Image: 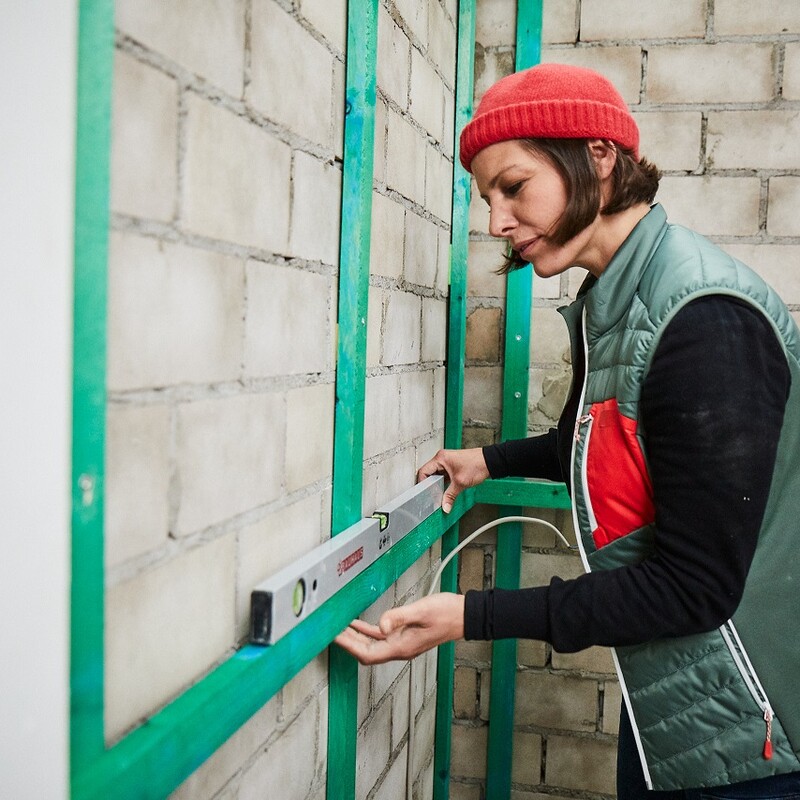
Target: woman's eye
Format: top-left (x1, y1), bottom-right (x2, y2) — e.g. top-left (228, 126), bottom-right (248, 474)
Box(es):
top-left (505, 181), bottom-right (523, 197)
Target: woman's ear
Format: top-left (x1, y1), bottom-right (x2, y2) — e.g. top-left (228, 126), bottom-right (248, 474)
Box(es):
top-left (588, 139), bottom-right (617, 180)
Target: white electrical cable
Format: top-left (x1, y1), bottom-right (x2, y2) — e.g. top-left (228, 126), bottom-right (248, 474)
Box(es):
top-left (405, 514), bottom-right (575, 799)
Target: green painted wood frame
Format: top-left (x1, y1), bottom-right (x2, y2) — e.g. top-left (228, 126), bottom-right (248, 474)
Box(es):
top-left (485, 2), bottom-right (547, 798)
top-left (68, 1), bottom-right (556, 798)
top-left (327, 0), bottom-right (379, 798)
top-left (433, 1), bottom-right (477, 799)
top-left (70, 0), bottom-right (114, 780)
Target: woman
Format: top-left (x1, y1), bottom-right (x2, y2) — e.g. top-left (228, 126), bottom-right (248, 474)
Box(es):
top-left (335, 64), bottom-right (800, 798)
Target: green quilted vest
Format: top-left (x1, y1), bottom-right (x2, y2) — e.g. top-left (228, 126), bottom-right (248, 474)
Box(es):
top-left (563, 204), bottom-right (800, 790)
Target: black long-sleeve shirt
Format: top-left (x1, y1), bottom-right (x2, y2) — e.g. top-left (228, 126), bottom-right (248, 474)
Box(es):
top-left (464, 296), bottom-right (791, 652)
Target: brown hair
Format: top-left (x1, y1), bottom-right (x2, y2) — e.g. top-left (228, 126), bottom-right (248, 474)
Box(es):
top-left (497, 138), bottom-right (661, 273)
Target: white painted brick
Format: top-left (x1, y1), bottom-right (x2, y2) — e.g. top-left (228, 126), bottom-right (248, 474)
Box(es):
top-left (392, 671), bottom-right (411, 748)
top-left (405, 211), bottom-right (440, 287)
top-left (428, 0), bottom-right (456, 86)
top-left (783, 43), bottom-right (800, 101)
top-left (356, 695), bottom-right (393, 798)
top-left (116, 0), bottom-right (245, 97)
top-left (333, 58), bottom-right (346, 161)
top-left (238, 699), bottom-right (318, 800)
top-left (362, 447), bottom-right (417, 518)
top-left (417, 435), bottom-right (441, 476)
top-left (582, 0), bottom-right (704, 40)
top-left (533, 272), bottom-right (561, 300)
top-left (400, 369), bottom-right (435, 441)
top-left (383, 290), bottom-right (422, 366)
top-left (236, 494), bottom-right (325, 638)
top-left (168, 696), bottom-right (278, 800)
top-left (422, 298), bottom-right (447, 362)
top-left (285, 382), bottom-right (335, 492)
top-left (769, 177), bottom-right (800, 236)
top-left (648, 44), bottom-right (773, 104)
top-left (183, 94), bottom-right (291, 252)
top-left (568, 266), bottom-right (592, 299)
top-left (378, 8), bottom-right (410, 110)
top-left (244, 260), bottom-right (333, 377)
top-left (443, 88), bottom-right (455, 159)
top-left (175, 394), bottom-right (284, 534)
top-left (364, 373), bottom-right (402, 458)
top-left (105, 534), bottom-right (236, 741)
top-left (394, 0), bottom-right (428, 47)
top-left (105, 404), bottom-right (170, 567)
top-left (411, 699), bottom-right (436, 780)
top-left (433, 366), bottom-right (446, 432)
top-left (436, 226), bottom-right (450, 294)
top-left (386, 109), bottom-right (427, 205)
top-left (468, 240), bottom-right (507, 297)
top-left (282, 653), bottom-right (328, 720)
top-left (469, 179), bottom-right (490, 235)
top-left (374, 98), bottom-right (388, 185)
top-left (722, 244), bottom-right (800, 307)
top-left (289, 152), bottom-right (342, 265)
top-left (475, 0), bottom-right (516, 48)
top-left (107, 233), bottom-right (245, 391)
top-left (111, 51), bottom-right (178, 221)
top-left (248, 0), bottom-right (334, 146)
top-left (715, 0), bottom-right (800, 35)
top-left (707, 110), bottom-right (800, 171)
top-left (543, 0), bottom-right (579, 44)
top-left (371, 193), bottom-right (405, 280)
top-left (368, 286), bottom-right (384, 369)
top-left (411, 50), bottom-right (444, 140)
top-left (374, 650), bottom-right (406, 702)
top-left (633, 111), bottom-right (702, 173)
top-left (474, 47), bottom-right (516, 105)
top-left (530, 308), bottom-right (570, 363)
top-left (426, 146), bottom-right (454, 223)
top-left (317, 685), bottom-right (329, 776)
top-left (464, 366), bottom-right (502, 425)
top-left (375, 744), bottom-right (408, 800)
top-left (656, 177), bottom-right (761, 237)
top-left (300, 0), bottom-right (347, 51)
top-left (541, 46), bottom-right (642, 105)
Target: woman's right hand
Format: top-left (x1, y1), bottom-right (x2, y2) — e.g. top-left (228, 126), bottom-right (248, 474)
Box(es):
top-left (417, 447), bottom-right (490, 513)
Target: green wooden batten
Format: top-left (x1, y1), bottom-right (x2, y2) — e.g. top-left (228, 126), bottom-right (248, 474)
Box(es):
top-left (485, 2), bottom-right (545, 797)
top-left (72, 494), bottom-right (475, 800)
top-left (327, 1), bottom-right (379, 798)
top-left (434, 1), bottom-right (477, 799)
top-left (70, 0), bottom-right (114, 780)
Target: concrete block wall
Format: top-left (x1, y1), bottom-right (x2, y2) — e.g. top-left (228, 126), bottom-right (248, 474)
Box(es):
top-left (105, 1), bottom-right (454, 798)
top-left (458, 1), bottom-right (800, 798)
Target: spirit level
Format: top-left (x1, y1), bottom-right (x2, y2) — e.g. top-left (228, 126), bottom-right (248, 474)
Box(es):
top-left (250, 475), bottom-right (444, 645)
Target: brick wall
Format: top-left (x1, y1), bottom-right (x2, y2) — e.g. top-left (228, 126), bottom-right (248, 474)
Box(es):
top-left (105, 1), bottom-right (455, 798)
top-left (457, 1), bottom-right (800, 798)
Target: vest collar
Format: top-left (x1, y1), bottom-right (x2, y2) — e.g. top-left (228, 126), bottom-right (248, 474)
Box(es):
top-left (584, 203), bottom-right (669, 339)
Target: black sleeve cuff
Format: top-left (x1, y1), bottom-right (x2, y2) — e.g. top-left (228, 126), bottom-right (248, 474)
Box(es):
top-left (464, 587), bottom-right (551, 641)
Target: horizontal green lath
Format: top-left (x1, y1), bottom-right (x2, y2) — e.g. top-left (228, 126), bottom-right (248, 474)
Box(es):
top-left (474, 477), bottom-right (571, 509)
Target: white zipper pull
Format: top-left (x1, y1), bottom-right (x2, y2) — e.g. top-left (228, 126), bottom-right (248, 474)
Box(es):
top-left (763, 707), bottom-right (773, 760)
top-left (574, 413), bottom-right (592, 442)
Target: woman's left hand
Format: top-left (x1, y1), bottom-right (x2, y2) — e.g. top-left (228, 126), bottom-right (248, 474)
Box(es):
top-left (333, 593), bottom-right (465, 665)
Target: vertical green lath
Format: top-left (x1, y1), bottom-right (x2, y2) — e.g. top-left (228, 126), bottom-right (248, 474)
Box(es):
top-left (70, 0), bottom-right (115, 781)
top-left (485, 1), bottom-right (543, 798)
top-left (327, 1), bottom-right (379, 798)
top-left (434, 2), bottom-right (477, 799)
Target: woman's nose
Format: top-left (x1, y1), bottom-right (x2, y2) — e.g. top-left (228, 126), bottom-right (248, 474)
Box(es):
top-left (488, 204), bottom-right (516, 238)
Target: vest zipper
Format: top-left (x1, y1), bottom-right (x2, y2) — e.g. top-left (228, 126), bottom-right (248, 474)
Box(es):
top-left (719, 620), bottom-right (776, 759)
top-left (577, 414), bottom-right (599, 536)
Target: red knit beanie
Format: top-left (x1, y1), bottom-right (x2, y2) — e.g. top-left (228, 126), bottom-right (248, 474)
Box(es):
top-left (459, 63), bottom-right (639, 172)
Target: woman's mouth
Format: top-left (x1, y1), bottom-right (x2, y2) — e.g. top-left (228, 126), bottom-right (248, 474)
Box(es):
top-left (515, 237), bottom-right (540, 260)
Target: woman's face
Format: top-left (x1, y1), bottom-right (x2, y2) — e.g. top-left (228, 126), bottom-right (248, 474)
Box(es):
top-left (472, 139), bottom-right (602, 278)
